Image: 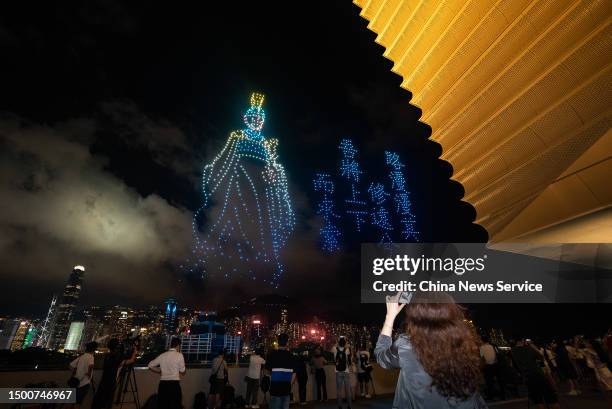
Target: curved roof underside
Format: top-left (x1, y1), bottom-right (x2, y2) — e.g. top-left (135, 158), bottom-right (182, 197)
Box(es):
top-left (354, 0), bottom-right (612, 241)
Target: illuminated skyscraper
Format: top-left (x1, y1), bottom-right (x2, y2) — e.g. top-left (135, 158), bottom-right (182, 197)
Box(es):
top-left (36, 295), bottom-right (57, 348)
top-left (47, 266), bottom-right (85, 350)
top-left (64, 321), bottom-right (84, 351)
top-left (0, 319), bottom-right (20, 350)
top-left (163, 298), bottom-right (178, 335)
top-left (22, 326), bottom-right (37, 349)
top-left (279, 308), bottom-right (288, 333)
top-left (103, 306), bottom-right (134, 340)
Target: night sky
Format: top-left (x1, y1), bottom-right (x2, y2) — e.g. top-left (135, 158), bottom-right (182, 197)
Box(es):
top-left (0, 1), bottom-right (607, 338)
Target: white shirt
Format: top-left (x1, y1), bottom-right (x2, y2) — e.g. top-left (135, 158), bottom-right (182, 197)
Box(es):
top-left (480, 343), bottom-right (497, 365)
top-left (211, 357), bottom-right (227, 379)
top-left (247, 354), bottom-right (265, 379)
top-left (70, 353), bottom-right (95, 387)
top-left (148, 348), bottom-right (186, 381)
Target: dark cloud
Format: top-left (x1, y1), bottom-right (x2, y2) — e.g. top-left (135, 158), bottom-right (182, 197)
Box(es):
top-left (0, 1), bottom-right (486, 322)
top-left (0, 115), bottom-right (193, 310)
top-left (0, 109), bottom-right (343, 315)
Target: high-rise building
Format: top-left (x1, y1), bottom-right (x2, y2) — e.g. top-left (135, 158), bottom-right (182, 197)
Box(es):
top-left (163, 298), bottom-right (178, 335)
top-left (103, 306), bottom-right (134, 340)
top-left (9, 321), bottom-right (30, 351)
top-left (248, 318), bottom-right (264, 350)
top-left (0, 319), bottom-right (21, 350)
top-left (22, 326), bottom-right (37, 349)
top-left (279, 308), bottom-right (288, 333)
top-left (64, 321), bottom-right (84, 351)
top-left (47, 266), bottom-right (85, 350)
top-left (171, 316), bottom-right (241, 363)
top-left (36, 295), bottom-right (57, 348)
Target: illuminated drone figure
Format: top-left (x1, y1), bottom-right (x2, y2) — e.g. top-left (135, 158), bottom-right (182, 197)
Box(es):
top-left (191, 93), bottom-right (294, 287)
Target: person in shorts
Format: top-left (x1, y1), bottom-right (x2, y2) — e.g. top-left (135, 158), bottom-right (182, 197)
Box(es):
top-left (209, 350), bottom-right (227, 409)
top-left (357, 344), bottom-right (372, 398)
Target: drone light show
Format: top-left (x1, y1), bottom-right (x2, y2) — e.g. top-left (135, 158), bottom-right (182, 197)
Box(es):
top-left (189, 93), bottom-right (295, 287)
top-left (313, 139), bottom-right (420, 251)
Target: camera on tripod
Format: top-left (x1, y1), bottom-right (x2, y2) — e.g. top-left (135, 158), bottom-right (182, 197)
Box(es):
top-left (115, 336), bottom-right (141, 409)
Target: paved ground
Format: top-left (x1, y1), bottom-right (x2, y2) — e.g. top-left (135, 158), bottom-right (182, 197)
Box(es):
top-left (301, 391), bottom-right (611, 408)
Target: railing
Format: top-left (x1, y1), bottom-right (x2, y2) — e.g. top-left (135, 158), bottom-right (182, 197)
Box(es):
top-left (0, 365), bottom-right (399, 407)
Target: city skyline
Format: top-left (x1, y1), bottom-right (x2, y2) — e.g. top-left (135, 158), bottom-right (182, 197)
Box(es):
top-left (0, 1), bottom-right (486, 320)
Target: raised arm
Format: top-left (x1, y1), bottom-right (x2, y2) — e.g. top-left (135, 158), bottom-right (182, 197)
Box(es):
top-left (375, 293), bottom-right (406, 369)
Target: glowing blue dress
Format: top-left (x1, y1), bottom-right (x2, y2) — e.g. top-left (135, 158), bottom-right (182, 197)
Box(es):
top-left (191, 93), bottom-right (294, 286)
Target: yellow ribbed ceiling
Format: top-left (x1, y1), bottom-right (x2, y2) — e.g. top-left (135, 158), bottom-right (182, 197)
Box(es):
top-left (354, 0), bottom-right (612, 240)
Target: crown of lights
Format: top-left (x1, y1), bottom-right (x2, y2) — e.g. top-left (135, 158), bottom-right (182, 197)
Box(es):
top-left (243, 92), bottom-right (266, 140)
top-left (189, 93), bottom-right (295, 287)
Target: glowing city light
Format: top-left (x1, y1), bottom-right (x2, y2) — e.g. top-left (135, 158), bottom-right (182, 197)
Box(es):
top-left (190, 93), bottom-right (295, 287)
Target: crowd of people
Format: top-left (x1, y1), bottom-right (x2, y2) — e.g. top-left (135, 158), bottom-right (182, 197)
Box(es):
top-left (65, 334), bottom-right (375, 409)
top-left (480, 332), bottom-right (612, 406)
top-left (376, 291), bottom-right (612, 409)
top-left (65, 293), bottom-right (612, 409)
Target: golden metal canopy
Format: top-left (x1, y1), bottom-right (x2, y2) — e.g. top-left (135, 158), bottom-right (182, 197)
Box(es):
top-left (354, 0), bottom-right (612, 242)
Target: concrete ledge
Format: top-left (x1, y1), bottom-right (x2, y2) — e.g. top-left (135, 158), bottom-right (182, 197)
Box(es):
top-left (0, 365), bottom-right (399, 407)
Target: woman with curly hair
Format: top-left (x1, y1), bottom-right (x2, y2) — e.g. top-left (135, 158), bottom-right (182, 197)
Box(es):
top-left (375, 292), bottom-right (487, 408)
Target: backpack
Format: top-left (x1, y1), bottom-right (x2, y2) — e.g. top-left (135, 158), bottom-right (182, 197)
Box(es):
top-left (335, 348), bottom-right (349, 372)
top-left (193, 392), bottom-right (206, 409)
top-left (360, 353), bottom-right (371, 372)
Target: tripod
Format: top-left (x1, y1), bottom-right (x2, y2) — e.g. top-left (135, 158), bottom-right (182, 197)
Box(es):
top-left (115, 364), bottom-right (141, 409)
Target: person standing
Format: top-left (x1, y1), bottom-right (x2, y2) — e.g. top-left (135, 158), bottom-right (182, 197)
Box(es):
top-left (357, 344), bottom-right (372, 398)
top-left (480, 336), bottom-right (505, 400)
top-left (265, 333), bottom-right (296, 409)
top-left (245, 348), bottom-right (265, 408)
top-left (91, 339), bottom-right (134, 409)
top-left (311, 347), bottom-right (327, 402)
top-left (512, 339), bottom-right (560, 409)
top-left (70, 341), bottom-right (97, 409)
top-left (332, 336), bottom-right (352, 409)
top-left (554, 338), bottom-right (581, 395)
top-left (147, 338), bottom-right (186, 409)
top-left (209, 350), bottom-right (228, 409)
top-left (294, 352), bottom-right (308, 405)
top-left (375, 292), bottom-right (487, 409)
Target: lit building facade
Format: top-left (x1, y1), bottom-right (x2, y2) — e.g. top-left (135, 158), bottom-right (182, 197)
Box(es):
top-left (0, 319), bottom-right (20, 350)
top-left (163, 298), bottom-right (178, 335)
top-left (64, 321), bottom-right (84, 351)
top-left (169, 314), bottom-right (242, 362)
top-left (47, 265), bottom-right (85, 350)
top-left (22, 326), bottom-right (37, 349)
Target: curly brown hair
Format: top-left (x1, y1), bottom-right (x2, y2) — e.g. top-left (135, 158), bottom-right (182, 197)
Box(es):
top-left (405, 292), bottom-right (481, 400)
